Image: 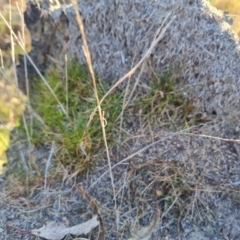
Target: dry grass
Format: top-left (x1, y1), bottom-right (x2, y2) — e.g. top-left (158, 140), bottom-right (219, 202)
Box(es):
top-left (0, 1), bottom-right (240, 239)
top-left (210, 0), bottom-right (240, 35)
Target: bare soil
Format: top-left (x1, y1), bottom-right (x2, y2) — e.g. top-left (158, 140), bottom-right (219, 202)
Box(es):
top-left (1, 114), bottom-right (240, 240)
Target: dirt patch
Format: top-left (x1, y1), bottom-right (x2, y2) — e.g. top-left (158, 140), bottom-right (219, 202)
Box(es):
top-left (1, 113), bottom-right (240, 239)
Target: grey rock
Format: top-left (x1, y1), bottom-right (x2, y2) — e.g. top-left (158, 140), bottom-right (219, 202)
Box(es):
top-left (18, 0), bottom-right (240, 121)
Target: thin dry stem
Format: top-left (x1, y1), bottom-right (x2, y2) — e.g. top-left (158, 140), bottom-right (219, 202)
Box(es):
top-left (71, 0), bottom-right (117, 230)
top-left (65, 54), bottom-right (69, 115)
top-left (0, 10), bottom-right (68, 119)
top-left (86, 13), bottom-right (176, 131)
top-left (88, 122), bottom-right (219, 191)
top-left (182, 132), bottom-right (240, 142)
top-left (44, 144), bottom-right (55, 191)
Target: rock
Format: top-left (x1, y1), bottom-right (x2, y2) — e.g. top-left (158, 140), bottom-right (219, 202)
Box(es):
top-left (18, 0), bottom-right (240, 120)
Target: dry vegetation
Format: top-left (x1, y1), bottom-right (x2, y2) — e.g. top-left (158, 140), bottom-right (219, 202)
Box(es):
top-left (0, 0), bottom-right (30, 174)
top-left (0, 0), bottom-right (240, 239)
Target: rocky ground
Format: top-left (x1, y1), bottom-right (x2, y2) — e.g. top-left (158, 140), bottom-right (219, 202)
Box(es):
top-left (1, 0), bottom-right (240, 240)
top-left (1, 114), bottom-right (240, 239)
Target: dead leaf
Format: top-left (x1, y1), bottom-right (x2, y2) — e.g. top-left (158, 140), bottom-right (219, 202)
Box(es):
top-left (31, 215), bottom-right (99, 240)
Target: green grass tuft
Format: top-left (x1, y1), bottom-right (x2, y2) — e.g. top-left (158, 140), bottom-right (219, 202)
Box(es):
top-left (22, 60), bottom-right (123, 173)
top-left (135, 70), bottom-right (198, 130)
top-left (19, 62), bottom-right (202, 176)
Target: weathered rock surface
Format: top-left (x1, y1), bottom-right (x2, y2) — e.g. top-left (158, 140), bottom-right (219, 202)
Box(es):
top-left (19, 0), bottom-right (240, 120)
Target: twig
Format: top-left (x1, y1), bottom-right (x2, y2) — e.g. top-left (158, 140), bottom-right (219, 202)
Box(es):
top-left (86, 13), bottom-right (176, 131)
top-left (7, 224), bottom-right (31, 234)
top-left (71, 0), bottom-right (118, 231)
top-left (87, 124), bottom-right (209, 190)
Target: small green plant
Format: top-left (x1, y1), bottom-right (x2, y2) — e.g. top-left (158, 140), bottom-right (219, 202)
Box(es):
top-left (135, 70), bottom-right (196, 130)
top-left (156, 175), bottom-right (190, 213)
top-left (22, 60), bottom-right (123, 173)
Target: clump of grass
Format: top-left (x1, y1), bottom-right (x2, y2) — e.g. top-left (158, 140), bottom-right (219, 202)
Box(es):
top-left (125, 158), bottom-right (195, 229)
top-left (22, 60), bottom-right (123, 173)
top-left (19, 62), bottom-right (203, 178)
top-left (135, 70), bottom-right (199, 130)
